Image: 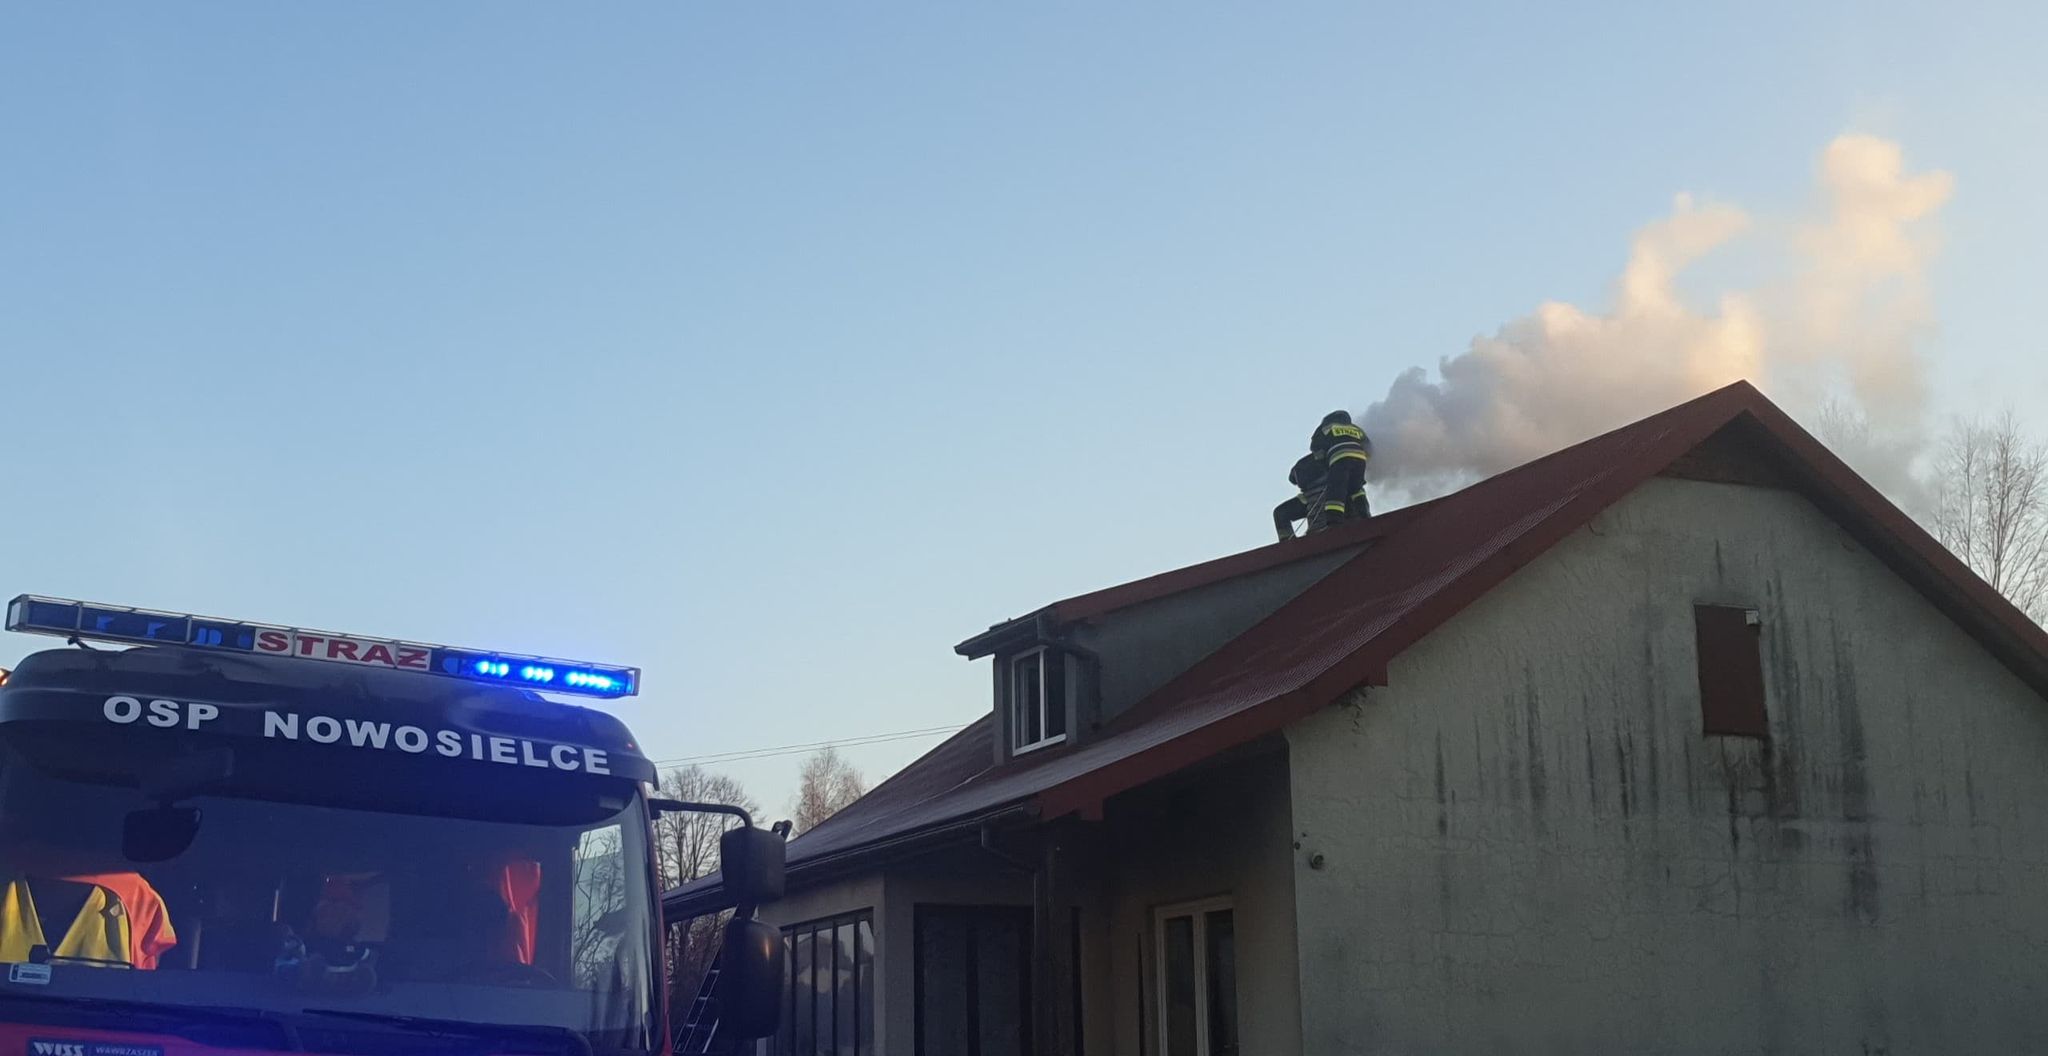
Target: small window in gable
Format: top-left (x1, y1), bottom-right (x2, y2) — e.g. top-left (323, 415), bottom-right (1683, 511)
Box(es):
top-left (1695, 604), bottom-right (1767, 738)
top-left (1009, 647), bottom-right (1067, 755)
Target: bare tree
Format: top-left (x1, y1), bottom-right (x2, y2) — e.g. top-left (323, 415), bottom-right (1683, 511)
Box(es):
top-left (1815, 397), bottom-right (1874, 455)
top-left (655, 766), bottom-right (760, 890)
top-left (655, 765), bottom-right (760, 1015)
top-left (1931, 410), bottom-right (2048, 623)
top-left (1810, 397), bottom-right (1932, 512)
top-left (791, 747), bottom-right (867, 835)
top-left (569, 826), bottom-right (627, 988)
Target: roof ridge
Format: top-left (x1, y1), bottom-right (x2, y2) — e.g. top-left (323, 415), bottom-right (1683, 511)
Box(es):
top-left (1408, 381), bottom-right (1756, 503)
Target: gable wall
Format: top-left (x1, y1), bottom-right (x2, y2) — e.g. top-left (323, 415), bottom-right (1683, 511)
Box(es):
top-left (1286, 476), bottom-right (2048, 1054)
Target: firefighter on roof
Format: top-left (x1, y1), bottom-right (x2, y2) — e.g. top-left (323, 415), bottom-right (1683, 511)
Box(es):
top-left (1273, 452), bottom-right (1328, 541)
top-left (1309, 410), bottom-right (1372, 531)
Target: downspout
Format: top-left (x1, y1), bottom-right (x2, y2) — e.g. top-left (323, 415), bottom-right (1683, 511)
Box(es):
top-left (1032, 617), bottom-right (1096, 1053)
top-left (978, 819), bottom-right (1036, 874)
top-left (975, 615), bottom-right (1092, 1054)
top-left (980, 817), bottom-right (1065, 1056)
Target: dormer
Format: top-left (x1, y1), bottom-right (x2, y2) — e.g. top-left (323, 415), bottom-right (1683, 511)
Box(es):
top-left (956, 526), bottom-right (1375, 764)
top-left (956, 611), bottom-right (1095, 761)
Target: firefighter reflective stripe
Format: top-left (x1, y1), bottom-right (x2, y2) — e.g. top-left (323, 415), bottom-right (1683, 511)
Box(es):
top-left (1313, 423), bottom-right (1370, 465)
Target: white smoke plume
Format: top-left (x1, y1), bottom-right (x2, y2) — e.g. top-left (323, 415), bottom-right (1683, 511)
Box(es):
top-left (1363, 134), bottom-right (1953, 505)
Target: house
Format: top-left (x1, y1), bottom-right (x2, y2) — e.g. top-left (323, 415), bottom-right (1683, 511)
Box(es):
top-left (667, 381), bottom-right (2048, 1055)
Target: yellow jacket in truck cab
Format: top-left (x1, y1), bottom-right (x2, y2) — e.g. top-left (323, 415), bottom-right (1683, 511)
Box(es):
top-left (0, 875), bottom-right (177, 969)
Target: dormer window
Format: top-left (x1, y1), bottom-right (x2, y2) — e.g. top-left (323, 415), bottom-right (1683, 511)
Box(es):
top-left (1009, 647), bottom-right (1067, 754)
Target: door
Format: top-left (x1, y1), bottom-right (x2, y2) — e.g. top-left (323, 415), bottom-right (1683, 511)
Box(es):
top-left (915, 905), bottom-right (1031, 1056)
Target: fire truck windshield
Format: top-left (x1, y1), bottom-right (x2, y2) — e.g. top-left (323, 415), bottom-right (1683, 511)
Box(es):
top-left (0, 731), bottom-right (658, 1053)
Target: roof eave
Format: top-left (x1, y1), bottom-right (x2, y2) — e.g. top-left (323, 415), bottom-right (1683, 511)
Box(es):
top-left (953, 611), bottom-right (1052, 659)
top-left (1730, 404), bottom-right (2048, 697)
top-left (662, 800), bottom-right (1039, 921)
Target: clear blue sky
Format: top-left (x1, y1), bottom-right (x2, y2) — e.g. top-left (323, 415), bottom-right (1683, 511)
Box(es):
top-left (3, 1), bottom-right (2042, 816)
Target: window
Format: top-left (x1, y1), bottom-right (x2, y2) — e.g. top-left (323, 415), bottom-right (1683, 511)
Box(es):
top-left (1694, 604), bottom-right (1768, 738)
top-left (0, 732), bottom-right (659, 1048)
top-left (915, 905), bottom-right (1031, 1056)
top-left (570, 823), bottom-right (628, 987)
top-left (1154, 899), bottom-right (1238, 1056)
top-left (1008, 648), bottom-right (1067, 755)
top-left (774, 910), bottom-right (873, 1056)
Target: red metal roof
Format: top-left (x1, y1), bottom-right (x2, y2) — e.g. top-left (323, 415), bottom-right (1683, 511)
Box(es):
top-left (668, 381), bottom-right (2048, 914)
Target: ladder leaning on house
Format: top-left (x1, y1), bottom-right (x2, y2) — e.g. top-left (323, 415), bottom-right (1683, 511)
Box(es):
top-left (675, 952), bottom-right (725, 1055)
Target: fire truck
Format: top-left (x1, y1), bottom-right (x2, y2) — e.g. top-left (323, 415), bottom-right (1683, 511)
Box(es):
top-left (0, 596), bottom-right (781, 1056)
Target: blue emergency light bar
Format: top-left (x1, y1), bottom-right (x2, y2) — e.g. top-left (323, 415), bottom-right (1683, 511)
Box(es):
top-left (3, 595), bottom-right (640, 700)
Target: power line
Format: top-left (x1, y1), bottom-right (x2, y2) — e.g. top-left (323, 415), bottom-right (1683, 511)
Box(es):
top-left (647, 723), bottom-right (961, 769)
top-left (648, 725), bottom-right (958, 768)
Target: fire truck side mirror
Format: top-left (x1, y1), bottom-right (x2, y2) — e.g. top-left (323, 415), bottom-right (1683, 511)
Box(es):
top-left (719, 917), bottom-right (784, 1040)
top-left (720, 824), bottom-right (786, 905)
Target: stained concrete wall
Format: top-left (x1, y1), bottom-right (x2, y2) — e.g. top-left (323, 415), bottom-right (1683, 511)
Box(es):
top-left (1287, 476), bottom-right (2048, 1054)
top-left (1098, 746), bottom-right (1302, 1056)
